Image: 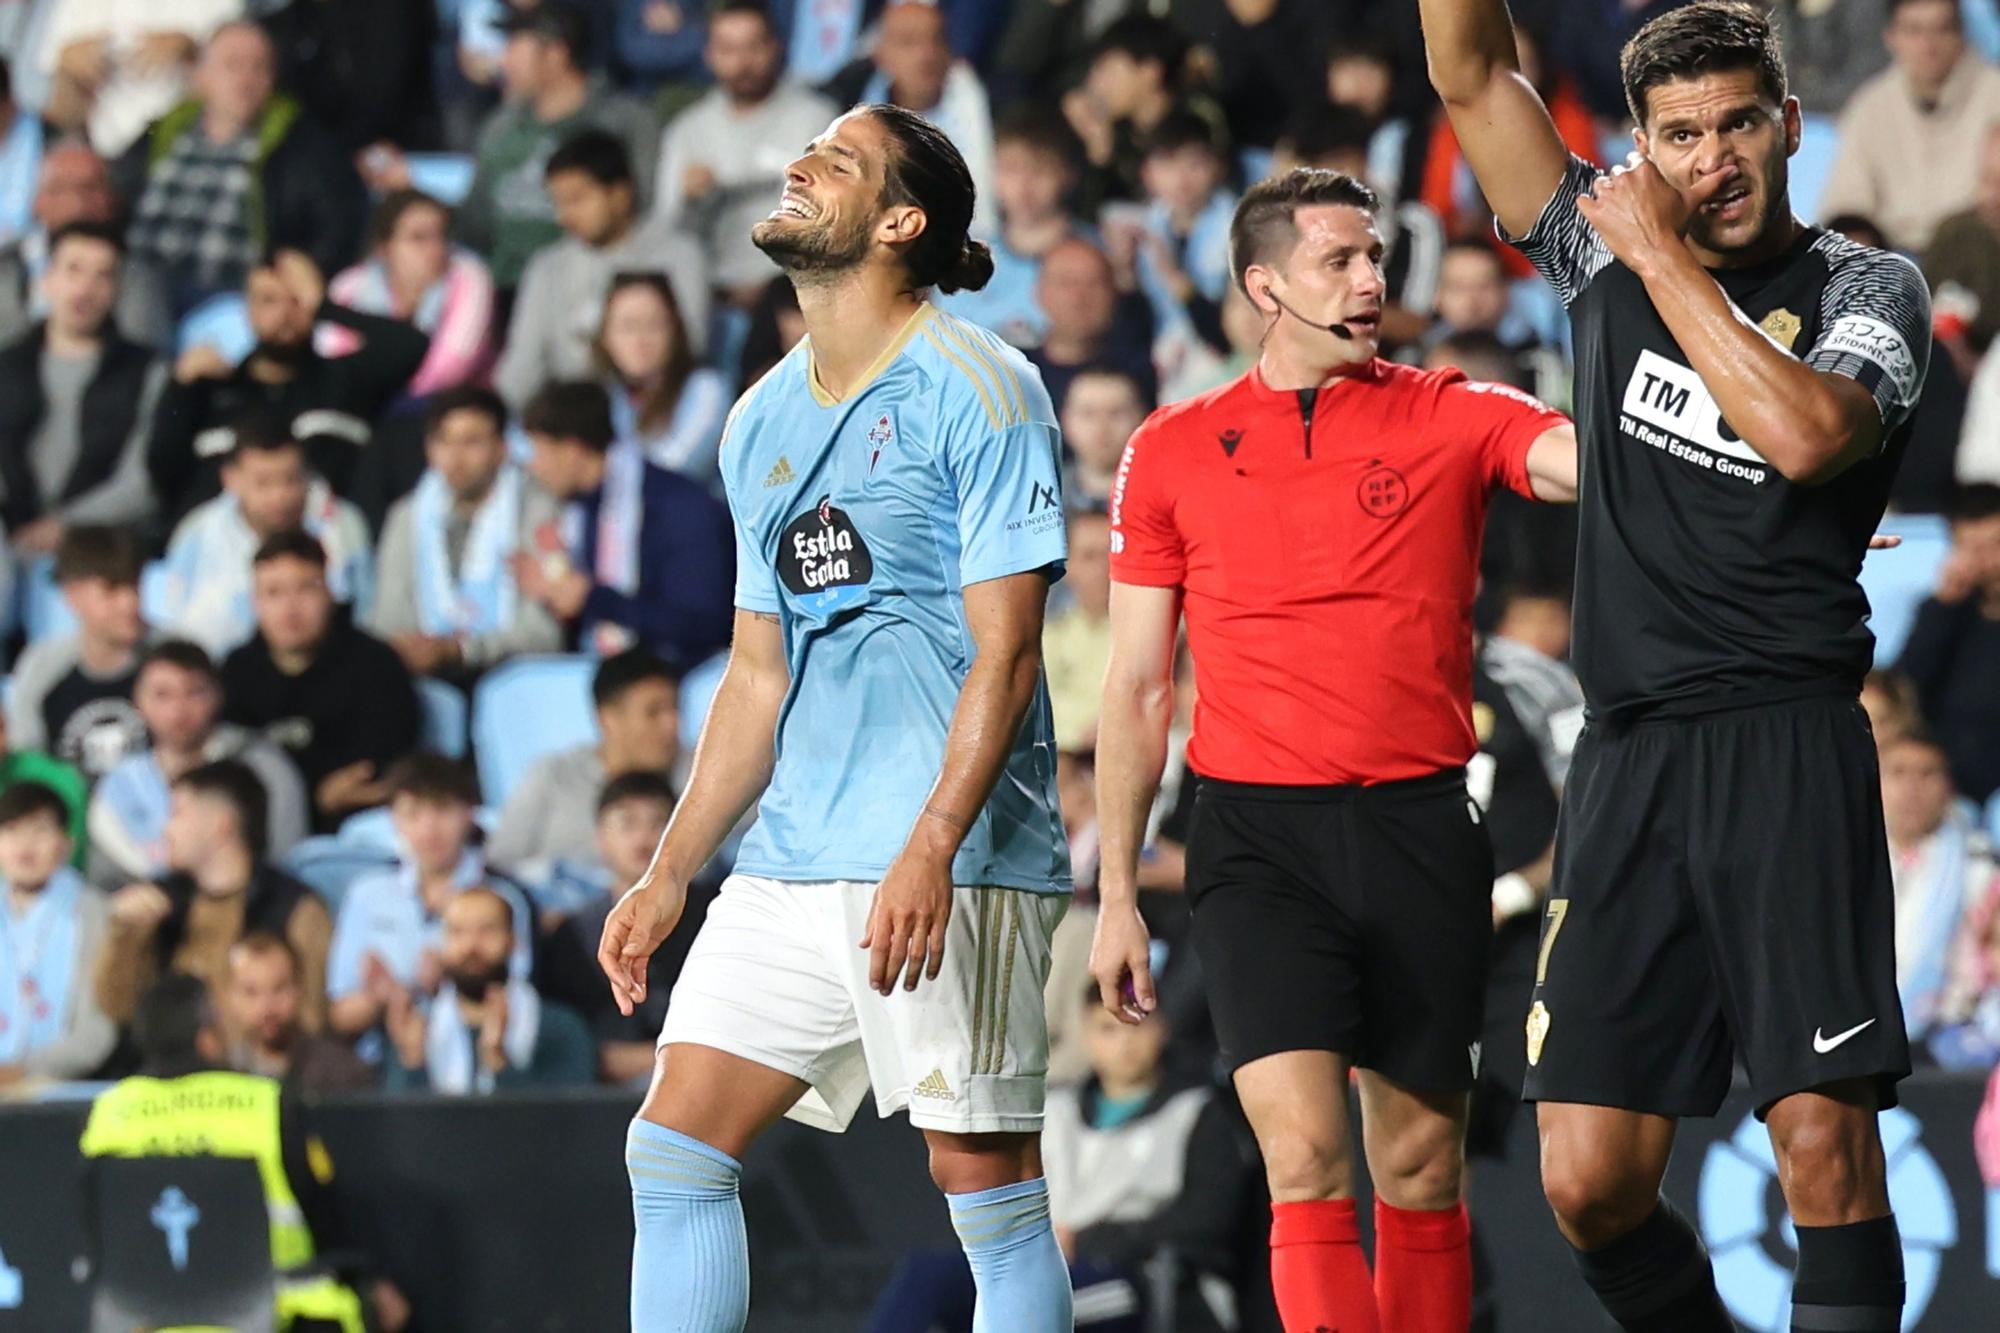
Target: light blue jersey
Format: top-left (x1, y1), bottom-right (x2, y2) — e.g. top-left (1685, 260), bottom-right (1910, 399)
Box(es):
top-left (722, 304), bottom-right (1071, 893)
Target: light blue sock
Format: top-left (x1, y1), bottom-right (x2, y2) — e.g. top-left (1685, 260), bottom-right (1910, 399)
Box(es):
top-left (626, 1120), bottom-right (749, 1333)
top-left (946, 1177), bottom-right (1073, 1333)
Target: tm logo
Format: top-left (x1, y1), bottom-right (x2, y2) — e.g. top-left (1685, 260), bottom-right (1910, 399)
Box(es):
top-left (150, 1187), bottom-right (201, 1272)
top-left (1700, 1107), bottom-right (1955, 1330)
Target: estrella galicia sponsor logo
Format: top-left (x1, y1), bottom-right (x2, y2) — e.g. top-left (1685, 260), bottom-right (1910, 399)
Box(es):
top-left (778, 495), bottom-right (874, 621)
top-left (1618, 349), bottom-right (1772, 484)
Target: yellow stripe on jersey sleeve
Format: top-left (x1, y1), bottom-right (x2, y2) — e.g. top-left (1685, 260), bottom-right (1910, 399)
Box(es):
top-left (921, 325), bottom-right (1007, 430)
top-left (934, 317), bottom-right (1025, 427)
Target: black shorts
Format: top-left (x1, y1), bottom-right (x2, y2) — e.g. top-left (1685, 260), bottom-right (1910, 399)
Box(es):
top-left (1185, 770), bottom-right (1495, 1093)
top-left (1524, 693), bottom-right (1912, 1119)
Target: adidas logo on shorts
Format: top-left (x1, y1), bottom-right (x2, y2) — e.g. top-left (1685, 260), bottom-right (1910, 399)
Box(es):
top-left (913, 1069), bottom-right (955, 1101)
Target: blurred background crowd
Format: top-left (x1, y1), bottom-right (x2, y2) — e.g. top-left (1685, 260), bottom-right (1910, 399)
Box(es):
top-left (0, 0), bottom-right (1998, 1329)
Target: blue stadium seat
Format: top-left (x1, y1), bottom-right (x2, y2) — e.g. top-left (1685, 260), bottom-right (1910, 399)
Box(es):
top-left (1793, 112), bottom-right (1840, 224)
top-left (1861, 514), bottom-right (1951, 666)
top-left (175, 293), bottom-right (255, 362)
top-left (283, 836), bottom-right (397, 915)
top-left (678, 652), bottom-right (726, 752)
top-left (337, 806), bottom-right (400, 852)
top-left (403, 153), bottom-right (477, 206)
top-left (417, 677), bottom-right (469, 758)
top-left (470, 655), bottom-right (598, 808)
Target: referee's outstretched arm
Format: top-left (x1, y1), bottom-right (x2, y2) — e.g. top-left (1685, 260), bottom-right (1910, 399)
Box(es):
top-left (1419, 0), bottom-right (1573, 240)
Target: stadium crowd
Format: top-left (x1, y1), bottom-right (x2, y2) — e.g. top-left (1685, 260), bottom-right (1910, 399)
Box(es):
top-left (1, 0), bottom-right (1999, 1328)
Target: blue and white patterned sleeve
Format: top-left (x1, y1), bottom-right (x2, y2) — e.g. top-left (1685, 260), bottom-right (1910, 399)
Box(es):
top-left (1804, 235), bottom-right (1933, 435)
top-left (1496, 154), bottom-right (1617, 309)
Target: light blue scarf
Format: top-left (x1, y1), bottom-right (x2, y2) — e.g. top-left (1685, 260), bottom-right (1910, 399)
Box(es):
top-left (93, 753), bottom-right (176, 880)
top-left (411, 464), bottom-right (523, 637)
top-left (1902, 808), bottom-right (1974, 1039)
top-left (559, 441), bottom-right (644, 596)
top-left (0, 868), bottom-right (84, 1065)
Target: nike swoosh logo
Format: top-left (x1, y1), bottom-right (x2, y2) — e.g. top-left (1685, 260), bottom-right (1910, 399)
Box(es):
top-left (1813, 1019), bottom-right (1876, 1054)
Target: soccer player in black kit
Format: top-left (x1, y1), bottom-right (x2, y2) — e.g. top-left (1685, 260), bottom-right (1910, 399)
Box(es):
top-left (1420, 3), bottom-right (1930, 1332)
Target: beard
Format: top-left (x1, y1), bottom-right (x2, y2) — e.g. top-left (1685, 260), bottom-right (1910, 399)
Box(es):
top-left (751, 209), bottom-right (873, 284)
top-left (445, 959), bottom-right (510, 1001)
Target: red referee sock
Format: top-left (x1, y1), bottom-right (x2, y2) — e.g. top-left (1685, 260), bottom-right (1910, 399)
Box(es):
top-left (1373, 1198), bottom-right (1472, 1332)
top-left (1270, 1198), bottom-right (1380, 1333)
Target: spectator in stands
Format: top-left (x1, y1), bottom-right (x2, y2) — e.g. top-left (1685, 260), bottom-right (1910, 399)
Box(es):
top-left (1172, 0), bottom-right (1339, 152)
top-left (0, 706), bottom-right (89, 864)
top-left (1122, 112), bottom-right (1234, 352)
top-left (935, 106), bottom-right (1084, 349)
top-left (0, 55), bottom-right (42, 246)
top-left (257, 0), bottom-right (437, 156)
top-left (95, 757), bottom-right (332, 1026)
top-left (38, 0), bottom-right (231, 156)
top-left (220, 931), bottom-right (375, 1092)
top-left (652, 0), bottom-right (838, 304)
top-left (370, 387), bottom-right (564, 680)
top-left (1863, 667), bottom-right (1925, 747)
top-left (1821, 0), bottom-right (2000, 251)
top-left (829, 1), bottom-right (996, 235)
top-left (327, 752), bottom-right (533, 1041)
top-left (0, 138), bottom-right (171, 347)
top-left (8, 524), bottom-right (151, 780)
top-left (495, 130), bottom-right (706, 412)
top-left (1324, 34), bottom-right (1411, 205)
top-left (403, 1), bottom-right (658, 293)
top-left (513, 380), bottom-right (734, 666)
top-left (1931, 839), bottom-right (2000, 1068)
top-left (1898, 482), bottom-right (2000, 803)
top-left (614, 0), bottom-right (711, 95)
top-left (325, 190), bottom-right (497, 400)
top-left (0, 221), bottom-right (163, 556)
top-left (1926, 125), bottom-right (2000, 384)
top-left (1062, 15), bottom-right (1205, 206)
top-left (1776, 0), bottom-right (1895, 113)
top-left (155, 415), bottom-right (374, 659)
top-left (222, 531), bottom-right (421, 831)
top-left (1420, 240), bottom-right (1562, 402)
top-left (114, 20), bottom-right (365, 317)
top-left (735, 272), bottom-right (804, 391)
top-left (0, 781), bottom-right (115, 1086)
top-left (1031, 236), bottom-right (1155, 415)
top-left (487, 647), bottom-right (680, 873)
top-left (994, 0), bottom-right (1132, 104)
top-left (381, 885), bottom-right (594, 1092)
top-left (1060, 367), bottom-right (1146, 507)
top-left (1958, 345), bottom-right (2000, 482)
top-left (1045, 509), bottom-right (1112, 753)
top-left (1881, 727), bottom-right (1990, 1041)
top-left (148, 249), bottom-right (430, 524)
top-left (89, 639), bottom-right (309, 888)
top-left (598, 272), bottom-right (729, 487)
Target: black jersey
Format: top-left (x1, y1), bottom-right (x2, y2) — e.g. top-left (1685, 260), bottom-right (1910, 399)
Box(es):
top-left (1503, 156), bottom-right (1932, 719)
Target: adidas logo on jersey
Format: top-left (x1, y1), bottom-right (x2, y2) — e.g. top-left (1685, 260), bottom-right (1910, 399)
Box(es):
top-left (913, 1069), bottom-right (955, 1101)
top-left (763, 456), bottom-right (796, 488)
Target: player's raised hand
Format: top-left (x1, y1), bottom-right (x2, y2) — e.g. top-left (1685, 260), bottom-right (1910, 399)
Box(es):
top-left (598, 878), bottom-right (687, 1016)
top-left (1088, 901), bottom-right (1156, 1025)
top-left (861, 850), bottom-right (954, 995)
top-left (1577, 152), bottom-right (1731, 273)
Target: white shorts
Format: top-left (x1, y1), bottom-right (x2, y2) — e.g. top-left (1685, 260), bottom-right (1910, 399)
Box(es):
top-left (659, 874), bottom-right (1068, 1134)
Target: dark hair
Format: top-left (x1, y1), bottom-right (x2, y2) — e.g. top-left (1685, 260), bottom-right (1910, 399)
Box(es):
top-left (1428, 329), bottom-right (1528, 387)
top-left (0, 55), bottom-right (11, 106)
top-left (710, 0), bottom-right (776, 33)
top-left (229, 930), bottom-right (300, 981)
top-left (1620, 1), bottom-right (1787, 125)
top-left (593, 646), bottom-right (677, 709)
top-left (368, 188), bottom-right (448, 251)
top-left (1278, 103), bottom-right (1375, 165)
top-left (1824, 213), bottom-right (1888, 249)
top-left (1228, 168), bottom-right (1379, 297)
top-left (251, 528), bottom-right (328, 572)
top-left (424, 384), bottom-right (509, 439)
top-left (863, 103), bottom-right (993, 295)
top-left (47, 218), bottom-right (123, 261)
top-left (545, 129), bottom-right (634, 188)
top-left (54, 524), bottom-right (143, 586)
top-left (1065, 363), bottom-right (1154, 413)
top-left (523, 380), bottom-right (616, 453)
top-left (175, 758), bottom-right (269, 858)
top-left (386, 750), bottom-right (479, 807)
top-left (737, 276), bottom-right (800, 394)
top-left (597, 271), bottom-right (695, 433)
top-left (227, 408), bottom-right (303, 463)
top-left (1140, 110), bottom-right (1224, 163)
top-left (132, 973), bottom-right (215, 1071)
top-left (1889, 0), bottom-right (1958, 21)
top-left (993, 104), bottom-right (1083, 170)
top-left (1092, 15), bottom-right (1188, 88)
top-left (1881, 722), bottom-right (1949, 759)
top-left (1443, 237), bottom-right (1506, 270)
top-left (138, 638), bottom-right (220, 685)
top-left (598, 769), bottom-right (676, 816)
top-left (1947, 482), bottom-right (2000, 524)
top-left (1325, 32), bottom-right (1396, 73)
top-left (0, 781), bottom-right (70, 834)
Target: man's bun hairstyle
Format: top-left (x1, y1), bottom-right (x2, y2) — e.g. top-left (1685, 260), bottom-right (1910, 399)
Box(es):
top-left (864, 103), bottom-right (993, 294)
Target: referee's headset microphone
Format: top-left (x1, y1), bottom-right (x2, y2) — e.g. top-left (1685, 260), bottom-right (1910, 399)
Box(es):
top-left (1259, 279), bottom-right (1354, 341)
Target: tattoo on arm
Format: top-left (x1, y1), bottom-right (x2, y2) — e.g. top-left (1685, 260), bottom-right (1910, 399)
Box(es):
top-left (922, 804), bottom-right (970, 832)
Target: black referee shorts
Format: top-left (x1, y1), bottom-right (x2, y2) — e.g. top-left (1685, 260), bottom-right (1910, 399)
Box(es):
top-left (1524, 694), bottom-right (1911, 1120)
top-left (1185, 770), bottom-right (1495, 1093)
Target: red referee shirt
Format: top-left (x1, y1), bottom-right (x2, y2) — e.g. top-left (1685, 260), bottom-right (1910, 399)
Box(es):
top-left (1110, 359), bottom-right (1567, 786)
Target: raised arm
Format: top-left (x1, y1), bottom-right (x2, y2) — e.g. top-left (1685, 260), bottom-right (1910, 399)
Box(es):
top-left (1419, 0), bottom-right (1573, 239)
top-left (598, 609), bottom-right (790, 1013)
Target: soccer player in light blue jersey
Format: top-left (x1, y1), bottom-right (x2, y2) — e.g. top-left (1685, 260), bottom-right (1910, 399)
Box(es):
top-left (597, 103), bottom-right (1074, 1333)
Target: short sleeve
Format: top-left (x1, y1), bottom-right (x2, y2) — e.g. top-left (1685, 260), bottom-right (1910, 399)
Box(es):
top-left (1108, 417), bottom-right (1185, 586)
top-left (718, 400), bottom-right (783, 615)
top-left (944, 415), bottom-right (1070, 586)
top-left (1804, 244), bottom-right (1932, 435)
top-left (1431, 372), bottom-right (1570, 501)
top-left (1496, 154), bottom-right (1616, 309)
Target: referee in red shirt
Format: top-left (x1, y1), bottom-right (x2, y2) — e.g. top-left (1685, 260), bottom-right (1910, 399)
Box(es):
top-left (1090, 168), bottom-right (1577, 1333)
